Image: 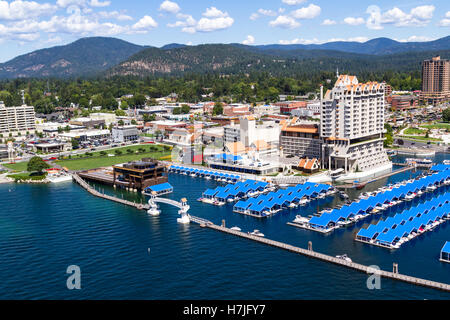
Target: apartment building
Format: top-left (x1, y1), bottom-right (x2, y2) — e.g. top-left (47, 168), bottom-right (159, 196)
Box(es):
top-left (420, 56), bottom-right (450, 105)
top-left (0, 102), bottom-right (36, 136)
top-left (320, 75), bottom-right (391, 173)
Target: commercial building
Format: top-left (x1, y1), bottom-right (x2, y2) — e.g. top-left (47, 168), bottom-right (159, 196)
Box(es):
top-left (320, 75), bottom-right (391, 174)
top-left (280, 120), bottom-right (322, 159)
top-left (388, 95), bottom-right (419, 111)
top-left (0, 102), bottom-right (36, 136)
top-left (59, 129), bottom-right (111, 142)
top-left (275, 101), bottom-right (307, 115)
top-left (69, 117), bottom-right (105, 129)
top-left (112, 125), bottom-right (139, 143)
top-left (420, 56), bottom-right (450, 105)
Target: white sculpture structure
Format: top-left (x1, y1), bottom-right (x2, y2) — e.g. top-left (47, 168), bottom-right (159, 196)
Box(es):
top-left (7, 141), bottom-right (15, 163)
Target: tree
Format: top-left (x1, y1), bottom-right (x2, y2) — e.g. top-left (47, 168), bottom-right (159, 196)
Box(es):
top-left (126, 149), bottom-right (134, 154)
top-left (181, 104), bottom-right (191, 114)
top-left (443, 108), bottom-right (450, 123)
top-left (118, 120), bottom-right (124, 126)
top-left (100, 151), bottom-right (107, 156)
top-left (27, 156), bottom-right (50, 174)
top-left (212, 102), bottom-right (223, 116)
top-left (71, 139), bottom-right (79, 149)
top-left (115, 150), bottom-right (123, 156)
top-left (115, 109), bottom-right (126, 117)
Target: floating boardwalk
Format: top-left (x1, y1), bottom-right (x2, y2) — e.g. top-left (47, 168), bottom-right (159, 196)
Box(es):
top-left (72, 174), bottom-right (149, 210)
top-left (335, 166), bottom-right (414, 189)
top-left (204, 223), bottom-right (450, 292)
top-left (73, 172), bottom-right (450, 293)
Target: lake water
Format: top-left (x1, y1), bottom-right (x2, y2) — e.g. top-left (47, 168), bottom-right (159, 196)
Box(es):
top-left (0, 153), bottom-right (449, 299)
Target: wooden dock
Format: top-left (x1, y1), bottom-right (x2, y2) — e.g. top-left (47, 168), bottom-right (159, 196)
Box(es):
top-left (72, 173), bottom-right (149, 210)
top-left (205, 223), bottom-right (450, 292)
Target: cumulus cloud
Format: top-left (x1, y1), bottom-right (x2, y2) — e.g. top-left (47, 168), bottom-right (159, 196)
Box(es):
top-left (344, 17), bottom-right (365, 25)
top-left (132, 16), bottom-right (158, 31)
top-left (89, 0), bottom-right (110, 7)
top-left (269, 4), bottom-right (321, 29)
top-left (282, 0), bottom-right (307, 5)
top-left (321, 19), bottom-right (336, 25)
top-left (439, 11), bottom-right (450, 27)
top-left (279, 37), bottom-right (369, 45)
top-left (269, 15), bottom-right (300, 28)
top-left (98, 11), bottom-right (133, 21)
top-left (366, 5), bottom-right (435, 29)
top-left (168, 7), bottom-right (234, 33)
top-left (250, 8), bottom-right (277, 20)
top-left (242, 35), bottom-right (255, 45)
top-left (291, 4), bottom-right (321, 19)
top-left (159, 1), bottom-right (180, 14)
top-left (0, 0), bottom-right (57, 20)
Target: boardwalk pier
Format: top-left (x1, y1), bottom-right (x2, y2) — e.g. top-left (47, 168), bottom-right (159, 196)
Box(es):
top-left (204, 223), bottom-right (450, 293)
top-left (73, 173), bottom-right (450, 293)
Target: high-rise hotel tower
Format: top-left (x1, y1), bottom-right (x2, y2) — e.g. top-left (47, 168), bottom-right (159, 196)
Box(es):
top-left (420, 56), bottom-right (450, 105)
top-left (320, 75), bottom-right (391, 174)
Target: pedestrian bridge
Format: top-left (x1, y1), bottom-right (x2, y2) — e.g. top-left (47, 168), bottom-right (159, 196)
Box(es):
top-left (148, 193), bottom-right (191, 224)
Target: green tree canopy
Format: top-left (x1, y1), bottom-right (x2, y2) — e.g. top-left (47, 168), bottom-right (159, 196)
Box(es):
top-left (27, 156), bottom-right (50, 174)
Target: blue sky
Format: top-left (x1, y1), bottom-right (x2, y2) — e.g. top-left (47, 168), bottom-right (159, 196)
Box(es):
top-left (0, 0), bottom-right (449, 62)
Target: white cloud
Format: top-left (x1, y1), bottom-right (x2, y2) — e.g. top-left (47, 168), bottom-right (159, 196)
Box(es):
top-left (242, 35), bottom-right (255, 45)
top-left (249, 8), bottom-right (277, 20)
top-left (56, 0), bottom-right (85, 8)
top-left (159, 1), bottom-right (180, 14)
top-left (132, 16), bottom-right (158, 31)
top-left (291, 4), bottom-right (321, 19)
top-left (168, 7), bottom-right (234, 33)
top-left (344, 17), bottom-right (365, 25)
top-left (250, 13), bottom-right (259, 21)
top-left (98, 11), bottom-right (133, 21)
top-left (439, 11), bottom-right (450, 26)
top-left (195, 16), bottom-right (234, 32)
top-left (89, 0), bottom-right (110, 7)
top-left (279, 37), bottom-right (369, 45)
top-left (282, 0), bottom-right (307, 5)
top-left (395, 35), bottom-right (435, 42)
top-left (321, 19), bottom-right (336, 25)
top-left (366, 5), bottom-right (435, 29)
top-left (0, 0), bottom-right (57, 21)
top-left (269, 15), bottom-right (300, 28)
top-left (202, 7), bottom-right (229, 18)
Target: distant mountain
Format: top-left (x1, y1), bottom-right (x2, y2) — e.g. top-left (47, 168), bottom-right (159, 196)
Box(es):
top-left (0, 37), bottom-right (145, 79)
top-left (160, 43), bottom-right (188, 50)
top-left (107, 44), bottom-right (280, 77)
top-left (254, 36), bottom-right (450, 56)
top-left (2, 36), bottom-right (450, 79)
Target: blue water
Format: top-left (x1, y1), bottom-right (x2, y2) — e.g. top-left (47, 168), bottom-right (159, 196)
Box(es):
top-left (0, 153), bottom-right (449, 299)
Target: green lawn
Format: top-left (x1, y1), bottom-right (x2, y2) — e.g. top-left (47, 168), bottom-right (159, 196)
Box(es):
top-left (2, 161), bottom-right (29, 172)
top-left (398, 135), bottom-right (443, 142)
top-left (420, 123), bottom-right (450, 130)
top-left (404, 128), bottom-right (427, 135)
top-left (56, 146), bottom-right (172, 171)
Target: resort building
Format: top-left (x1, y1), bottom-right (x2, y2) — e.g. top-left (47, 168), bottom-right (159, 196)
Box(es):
top-left (420, 56), bottom-right (450, 105)
top-left (112, 159), bottom-right (168, 191)
top-left (280, 119), bottom-right (322, 159)
top-left (320, 75), bottom-right (391, 174)
top-left (0, 102), bottom-right (36, 136)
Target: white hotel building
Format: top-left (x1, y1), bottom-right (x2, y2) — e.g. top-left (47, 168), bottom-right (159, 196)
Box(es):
top-left (320, 75), bottom-right (391, 175)
top-left (0, 102), bottom-right (36, 136)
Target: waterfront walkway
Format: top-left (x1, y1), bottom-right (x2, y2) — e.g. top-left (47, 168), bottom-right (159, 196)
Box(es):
top-left (72, 173), bottom-right (149, 210)
top-left (206, 223), bottom-right (450, 292)
top-left (72, 173), bottom-right (450, 293)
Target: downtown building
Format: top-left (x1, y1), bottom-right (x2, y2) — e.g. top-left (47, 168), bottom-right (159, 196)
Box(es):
top-left (320, 75), bottom-right (391, 175)
top-left (420, 56), bottom-right (450, 105)
top-left (0, 102), bottom-right (36, 137)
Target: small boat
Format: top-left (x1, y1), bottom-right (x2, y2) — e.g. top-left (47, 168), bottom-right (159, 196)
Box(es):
top-left (250, 230), bottom-right (265, 237)
top-left (294, 215), bottom-right (309, 224)
top-left (336, 254), bottom-right (352, 263)
top-left (230, 226), bottom-right (242, 232)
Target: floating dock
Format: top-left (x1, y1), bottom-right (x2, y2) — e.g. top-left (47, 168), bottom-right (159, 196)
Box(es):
top-left (203, 223), bottom-right (450, 292)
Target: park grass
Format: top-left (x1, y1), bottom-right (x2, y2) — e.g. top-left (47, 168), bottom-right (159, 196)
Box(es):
top-left (398, 135), bottom-right (443, 142)
top-left (2, 161), bottom-right (29, 172)
top-left (420, 123), bottom-right (450, 130)
top-left (404, 128), bottom-right (427, 135)
top-left (56, 147), bottom-right (172, 171)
